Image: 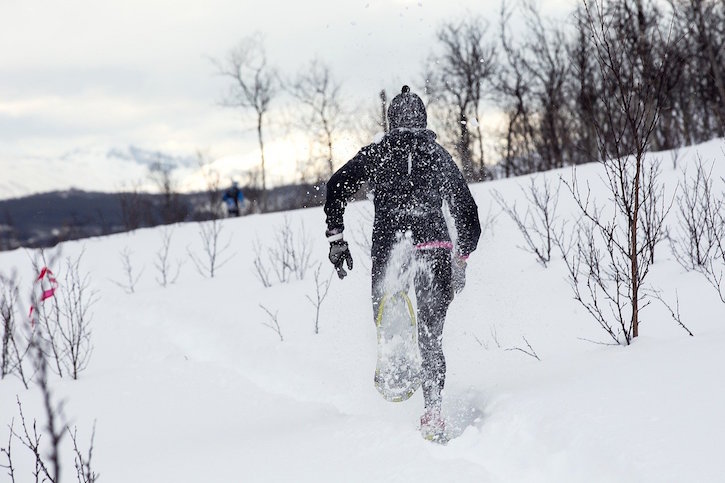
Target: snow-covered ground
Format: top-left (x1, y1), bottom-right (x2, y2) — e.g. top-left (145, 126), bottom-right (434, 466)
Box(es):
top-left (1, 139), bottom-right (724, 482)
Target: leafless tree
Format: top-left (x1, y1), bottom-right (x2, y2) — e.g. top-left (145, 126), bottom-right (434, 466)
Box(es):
top-left (496, 1), bottom-right (573, 175)
top-left (496, 1), bottom-right (538, 178)
top-left (568, 4), bottom-right (600, 166)
top-left (154, 226), bottom-right (183, 287)
top-left (667, 0), bottom-right (725, 141)
top-left (214, 34), bottom-right (277, 209)
top-left (196, 149), bottom-right (224, 219)
top-left (351, 89), bottom-right (389, 148)
top-left (112, 247), bottom-right (144, 294)
top-left (259, 304), bottom-right (283, 342)
top-left (559, 0), bottom-right (678, 344)
top-left (426, 16), bottom-right (496, 181)
top-left (306, 264), bottom-right (333, 334)
top-left (148, 157), bottom-right (187, 224)
top-left (117, 182), bottom-right (153, 232)
top-left (288, 59), bottom-right (346, 178)
top-left (1, 209), bottom-right (18, 251)
top-left (187, 219), bottom-right (234, 278)
top-left (493, 176), bottom-right (561, 267)
top-left (520, 0), bottom-right (572, 170)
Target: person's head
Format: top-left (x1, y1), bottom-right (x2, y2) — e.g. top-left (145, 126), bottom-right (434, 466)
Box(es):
top-left (387, 85), bottom-right (427, 131)
top-left (232, 180), bottom-right (239, 188)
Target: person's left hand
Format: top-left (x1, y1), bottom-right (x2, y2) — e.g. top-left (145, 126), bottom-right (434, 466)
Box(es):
top-left (329, 240), bottom-right (353, 279)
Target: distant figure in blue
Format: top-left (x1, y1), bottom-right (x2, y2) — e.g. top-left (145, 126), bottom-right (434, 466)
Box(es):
top-left (223, 181), bottom-right (245, 217)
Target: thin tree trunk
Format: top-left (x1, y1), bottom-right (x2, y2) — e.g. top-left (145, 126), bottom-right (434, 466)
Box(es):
top-left (695, 1), bottom-right (725, 137)
top-left (323, 120), bottom-right (334, 176)
top-left (380, 90), bottom-right (388, 133)
top-left (257, 111), bottom-right (267, 210)
top-left (475, 105), bottom-right (486, 179)
top-left (631, 156), bottom-right (642, 340)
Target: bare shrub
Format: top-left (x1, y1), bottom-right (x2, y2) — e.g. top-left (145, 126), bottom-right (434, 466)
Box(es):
top-left (30, 252), bottom-right (97, 380)
top-left (68, 423), bottom-right (98, 483)
top-left (1, 258), bottom-right (99, 482)
top-left (31, 253), bottom-right (66, 377)
top-left (1, 273), bottom-right (29, 387)
top-left (670, 158), bottom-right (723, 266)
top-left (57, 254), bottom-right (98, 380)
top-left (269, 217), bottom-right (312, 282)
top-left (493, 176), bottom-right (561, 267)
top-left (252, 240), bottom-right (273, 288)
top-left (154, 226), bottom-right (183, 287)
top-left (187, 219), bottom-right (234, 278)
top-left (306, 264), bottom-right (333, 334)
top-left (112, 247), bottom-right (144, 294)
top-left (251, 217), bottom-right (313, 286)
top-left (669, 156), bottom-right (725, 302)
top-left (2, 340), bottom-right (98, 482)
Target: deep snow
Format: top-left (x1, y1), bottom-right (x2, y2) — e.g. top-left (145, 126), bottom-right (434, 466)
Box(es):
top-left (1, 139), bottom-right (725, 482)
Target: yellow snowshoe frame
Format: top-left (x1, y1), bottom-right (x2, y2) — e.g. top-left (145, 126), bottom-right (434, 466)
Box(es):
top-left (374, 291), bottom-right (419, 402)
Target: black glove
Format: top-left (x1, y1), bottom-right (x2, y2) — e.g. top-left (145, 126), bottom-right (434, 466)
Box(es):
top-left (329, 240), bottom-right (353, 279)
top-left (451, 255), bottom-right (467, 294)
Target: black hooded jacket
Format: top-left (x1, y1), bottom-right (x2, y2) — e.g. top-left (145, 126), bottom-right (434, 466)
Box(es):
top-left (324, 128), bottom-right (481, 258)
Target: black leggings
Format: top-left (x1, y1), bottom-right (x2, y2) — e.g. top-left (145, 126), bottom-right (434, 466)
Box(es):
top-left (372, 245), bottom-right (453, 409)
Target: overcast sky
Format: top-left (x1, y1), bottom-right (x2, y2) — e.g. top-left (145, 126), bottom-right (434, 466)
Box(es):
top-left (0, 0), bottom-right (575, 192)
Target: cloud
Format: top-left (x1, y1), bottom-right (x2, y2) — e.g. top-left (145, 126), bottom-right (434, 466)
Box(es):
top-left (0, 0), bottom-right (576, 194)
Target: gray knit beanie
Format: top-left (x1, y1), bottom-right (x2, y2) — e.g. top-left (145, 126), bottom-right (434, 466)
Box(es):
top-left (387, 85), bottom-right (427, 130)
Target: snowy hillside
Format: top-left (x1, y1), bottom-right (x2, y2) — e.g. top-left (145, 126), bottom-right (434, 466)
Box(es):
top-left (1, 139), bottom-right (725, 482)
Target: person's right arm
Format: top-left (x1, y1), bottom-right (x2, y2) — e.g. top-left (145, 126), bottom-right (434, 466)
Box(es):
top-left (324, 145), bottom-right (375, 235)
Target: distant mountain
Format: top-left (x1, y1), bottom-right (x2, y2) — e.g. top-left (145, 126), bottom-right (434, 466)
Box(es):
top-left (0, 182), bottom-right (328, 251)
top-left (0, 145), bottom-right (200, 201)
top-left (107, 145), bottom-right (197, 170)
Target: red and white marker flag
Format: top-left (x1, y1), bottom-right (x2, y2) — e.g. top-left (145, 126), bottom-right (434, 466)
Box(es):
top-left (28, 267), bottom-right (58, 327)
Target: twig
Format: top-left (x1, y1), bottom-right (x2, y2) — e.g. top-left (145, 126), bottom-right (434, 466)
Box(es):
top-left (653, 290), bottom-right (693, 337)
top-left (0, 419), bottom-right (16, 483)
top-left (259, 304), bottom-right (284, 342)
top-left (305, 264), bottom-right (333, 334)
top-left (505, 336), bottom-right (541, 360)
